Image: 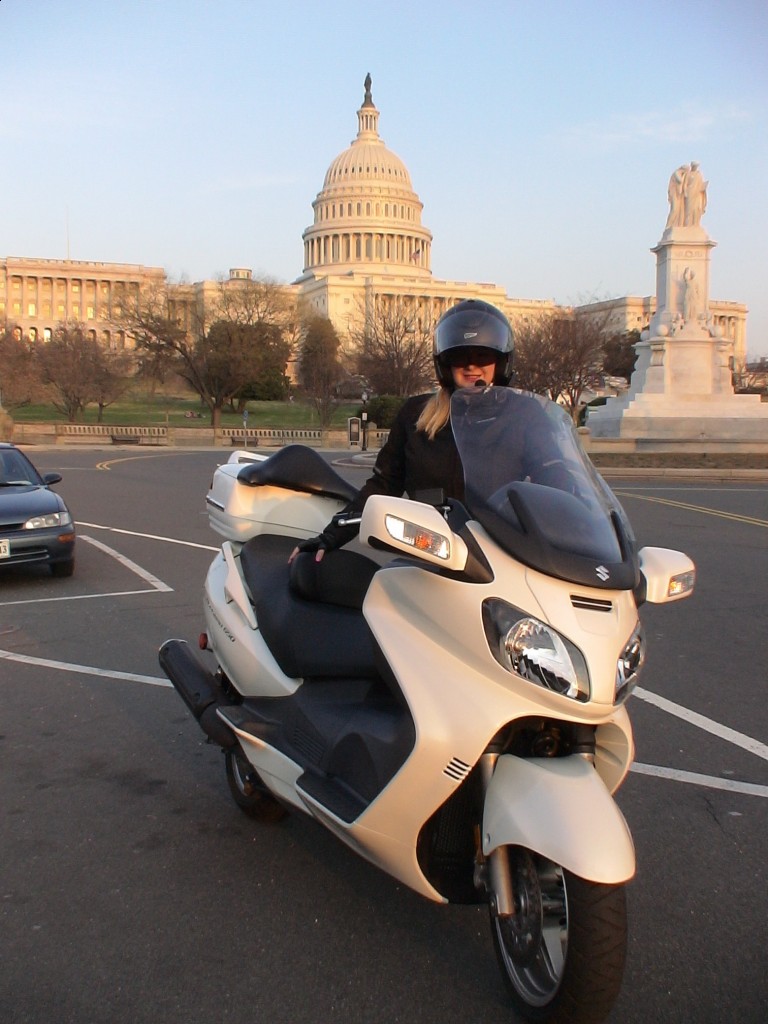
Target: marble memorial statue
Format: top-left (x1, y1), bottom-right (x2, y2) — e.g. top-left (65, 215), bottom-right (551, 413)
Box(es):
top-left (585, 161), bottom-right (768, 440)
top-left (665, 161), bottom-right (708, 228)
top-left (682, 267), bottom-right (700, 321)
top-left (665, 165), bottom-right (687, 229)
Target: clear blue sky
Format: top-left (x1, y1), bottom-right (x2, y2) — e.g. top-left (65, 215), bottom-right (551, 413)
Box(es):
top-left (2, 0), bottom-right (766, 356)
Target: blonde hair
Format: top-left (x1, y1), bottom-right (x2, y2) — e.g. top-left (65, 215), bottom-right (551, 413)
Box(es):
top-left (415, 387), bottom-right (451, 440)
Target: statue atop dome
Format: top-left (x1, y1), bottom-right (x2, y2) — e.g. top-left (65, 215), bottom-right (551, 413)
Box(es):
top-left (363, 72), bottom-right (373, 107)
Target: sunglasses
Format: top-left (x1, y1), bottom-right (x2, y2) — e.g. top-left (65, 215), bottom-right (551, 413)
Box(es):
top-left (445, 347), bottom-right (497, 368)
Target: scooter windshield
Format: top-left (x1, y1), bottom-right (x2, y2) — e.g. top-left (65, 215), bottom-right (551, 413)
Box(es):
top-left (450, 387), bottom-right (638, 590)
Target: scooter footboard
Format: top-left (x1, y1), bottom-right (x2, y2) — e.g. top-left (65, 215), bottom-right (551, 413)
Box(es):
top-left (483, 754), bottom-right (636, 884)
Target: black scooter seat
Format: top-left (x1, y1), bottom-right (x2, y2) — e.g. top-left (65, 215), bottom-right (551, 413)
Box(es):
top-left (240, 534), bottom-right (380, 680)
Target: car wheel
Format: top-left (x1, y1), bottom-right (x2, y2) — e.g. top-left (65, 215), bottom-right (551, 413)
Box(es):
top-left (51, 558), bottom-right (75, 578)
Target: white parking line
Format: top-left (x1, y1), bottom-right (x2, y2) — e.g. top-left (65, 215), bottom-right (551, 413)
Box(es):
top-left (635, 686), bottom-right (768, 761)
top-left (0, 534), bottom-right (174, 607)
top-left (630, 763), bottom-right (768, 798)
top-left (80, 536), bottom-right (173, 591)
top-left (77, 521), bottom-right (219, 552)
top-left (0, 588), bottom-right (169, 607)
top-left (0, 648), bottom-right (172, 687)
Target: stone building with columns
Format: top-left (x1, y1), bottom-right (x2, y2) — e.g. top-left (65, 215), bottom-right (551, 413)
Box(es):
top-left (0, 75), bottom-right (750, 374)
top-left (0, 256), bottom-right (165, 349)
top-left (572, 294), bottom-right (748, 370)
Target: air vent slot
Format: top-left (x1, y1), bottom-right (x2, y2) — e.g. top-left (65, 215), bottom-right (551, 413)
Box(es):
top-left (443, 757), bottom-right (472, 781)
top-left (570, 595), bottom-right (613, 612)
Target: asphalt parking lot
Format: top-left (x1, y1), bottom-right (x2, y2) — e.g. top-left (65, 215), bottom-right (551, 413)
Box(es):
top-left (1, 447), bottom-right (766, 1024)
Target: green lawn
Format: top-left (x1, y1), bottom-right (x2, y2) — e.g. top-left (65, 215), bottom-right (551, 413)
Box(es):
top-left (10, 393), bottom-right (362, 428)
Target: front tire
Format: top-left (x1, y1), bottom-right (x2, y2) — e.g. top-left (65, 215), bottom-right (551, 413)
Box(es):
top-left (225, 747), bottom-right (288, 823)
top-left (490, 847), bottom-right (627, 1024)
top-left (51, 558), bottom-right (75, 578)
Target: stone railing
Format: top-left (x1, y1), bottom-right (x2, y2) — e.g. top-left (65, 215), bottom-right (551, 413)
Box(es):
top-left (218, 427), bottom-right (325, 447)
top-left (56, 424), bottom-right (168, 445)
top-left (8, 422), bottom-right (390, 450)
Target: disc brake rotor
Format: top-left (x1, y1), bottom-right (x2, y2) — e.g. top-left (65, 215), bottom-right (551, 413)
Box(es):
top-left (500, 849), bottom-right (544, 965)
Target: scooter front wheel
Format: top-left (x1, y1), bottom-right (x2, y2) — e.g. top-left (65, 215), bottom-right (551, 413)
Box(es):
top-left (490, 847), bottom-right (627, 1024)
top-left (225, 748), bottom-right (288, 823)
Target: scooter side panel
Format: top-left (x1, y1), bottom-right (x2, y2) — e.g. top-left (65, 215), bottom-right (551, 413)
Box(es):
top-left (348, 564), bottom-right (634, 884)
top-left (204, 551), bottom-right (301, 697)
top-left (298, 793), bottom-right (449, 903)
top-left (482, 754), bottom-right (636, 884)
top-left (227, 727), bottom-right (308, 812)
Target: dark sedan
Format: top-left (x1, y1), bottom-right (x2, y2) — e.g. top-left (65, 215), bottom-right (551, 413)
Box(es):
top-left (0, 444), bottom-right (76, 577)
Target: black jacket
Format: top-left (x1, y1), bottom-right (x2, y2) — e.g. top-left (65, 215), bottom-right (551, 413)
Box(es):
top-left (317, 393), bottom-right (458, 550)
top-left (356, 394), bottom-right (463, 507)
top-left (322, 388), bottom-right (560, 549)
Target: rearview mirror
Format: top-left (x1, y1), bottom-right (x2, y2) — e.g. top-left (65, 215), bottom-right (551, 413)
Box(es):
top-left (360, 495), bottom-right (468, 572)
top-left (639, 546), bottom-right (696, 603)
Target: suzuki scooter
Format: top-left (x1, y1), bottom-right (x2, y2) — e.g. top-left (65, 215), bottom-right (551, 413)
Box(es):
top-left (160, 386), bottom-right (695, 1024)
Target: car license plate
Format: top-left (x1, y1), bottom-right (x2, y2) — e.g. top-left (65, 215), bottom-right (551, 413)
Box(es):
top-left (0, 539), bottom-right (9, 558)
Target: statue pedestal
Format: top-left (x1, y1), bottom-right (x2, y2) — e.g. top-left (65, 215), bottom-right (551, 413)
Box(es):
top-left (587, 226), bottom-right (768, 440)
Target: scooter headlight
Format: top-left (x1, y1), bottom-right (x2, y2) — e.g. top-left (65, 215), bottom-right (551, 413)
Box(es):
top-left (615, 622), bottom-right (645, 703)
top-left (482, 599), bottom-right (590, 702)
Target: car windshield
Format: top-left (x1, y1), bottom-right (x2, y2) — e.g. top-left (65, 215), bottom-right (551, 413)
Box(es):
top-left (0, 450), bottom-right (42, 487)
top-left (450, 386), bottom-right (638, 589)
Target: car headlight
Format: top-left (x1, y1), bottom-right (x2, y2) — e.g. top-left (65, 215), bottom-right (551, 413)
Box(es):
top-left (615, 622), bottom-right (645, 702)
top-left (23, 510), bottom-right (72, 530)
top-left (482, 598), bottom-right (590, 702)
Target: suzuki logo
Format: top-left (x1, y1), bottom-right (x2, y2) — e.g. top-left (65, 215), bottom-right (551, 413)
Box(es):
top-left (463, 331), bottom-right (478, 339)
top-left (595, 565), bottom-right (610, 581)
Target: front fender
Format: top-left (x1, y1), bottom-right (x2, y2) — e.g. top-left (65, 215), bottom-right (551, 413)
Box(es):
top-left (483, 755), bottom-right (636, 884)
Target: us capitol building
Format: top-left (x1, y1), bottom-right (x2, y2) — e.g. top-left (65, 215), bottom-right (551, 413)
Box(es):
top-left (0, 76), bottom-right (749, 370)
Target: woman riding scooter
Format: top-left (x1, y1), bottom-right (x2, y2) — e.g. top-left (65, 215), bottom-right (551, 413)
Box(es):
top-left (291, 298), bottom-right (561, 563)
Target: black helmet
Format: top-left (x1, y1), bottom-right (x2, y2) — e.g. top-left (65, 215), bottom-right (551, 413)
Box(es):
top-left (434, 299), bottom-right (514, 387)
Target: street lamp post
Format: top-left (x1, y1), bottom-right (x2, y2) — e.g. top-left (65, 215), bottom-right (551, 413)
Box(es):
top-left (361, 391), bottom-right (369, 452)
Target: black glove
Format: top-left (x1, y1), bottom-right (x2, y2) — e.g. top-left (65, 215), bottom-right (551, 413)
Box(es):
top-left (295, 531), bottom-right (337, 556)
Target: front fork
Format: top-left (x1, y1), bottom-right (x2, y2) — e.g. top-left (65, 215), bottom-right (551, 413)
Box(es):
top-left (475, 730), bottom-right (599, 916)
top-left (476, 751), bottom-right (515, 918)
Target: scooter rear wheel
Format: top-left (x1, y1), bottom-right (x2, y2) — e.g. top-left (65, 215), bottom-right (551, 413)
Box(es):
top-left (225, 748), bottom-right (288, 823)
top-left (490, 847), bottom-right (627, 1024)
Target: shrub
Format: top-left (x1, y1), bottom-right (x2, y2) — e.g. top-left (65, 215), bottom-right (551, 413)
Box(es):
top-left (361, 395), bottom-right (405, 428)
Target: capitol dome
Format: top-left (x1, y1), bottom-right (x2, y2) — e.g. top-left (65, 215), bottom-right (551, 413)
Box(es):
top-left (301, 75), bottom-right (432, 278)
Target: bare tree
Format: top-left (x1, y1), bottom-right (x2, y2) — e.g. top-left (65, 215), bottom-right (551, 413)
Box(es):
top-left (214, 275), bottom-right (299, 337)
top-left (0, 328), bottom-right (40, 410)
top-left (350, 295), bottom-right (435, 396)
top-left (92, 348), bottom-right (135, 422)
top-left (602, 329), bottom-right (640, 382)
top-left (111, 278), bottom-right (296, 427)
top-left (297, 316), bottom-right (343, 427)
top-left (511, 311), bottom-right (607, 421)
top-left (35, 322), bottom-right (103, 422)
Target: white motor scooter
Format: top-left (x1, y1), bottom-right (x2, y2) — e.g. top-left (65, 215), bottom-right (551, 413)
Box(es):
top-left (160, 387), bottom-right (695, 1024)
